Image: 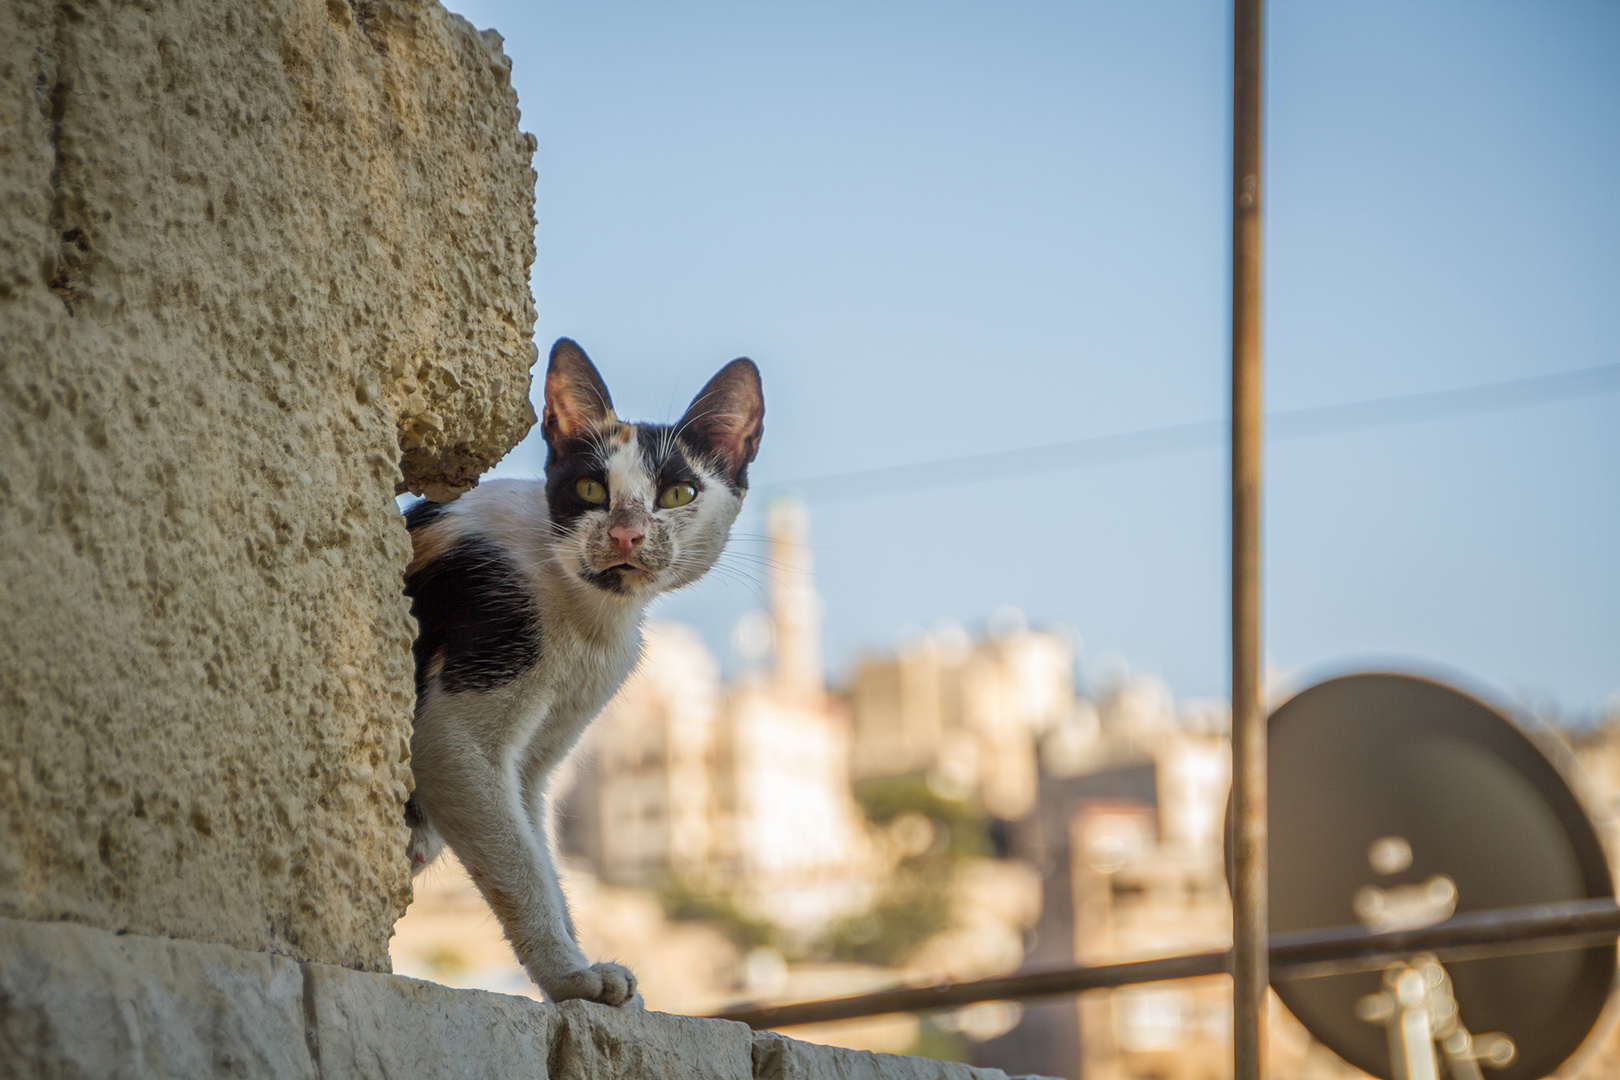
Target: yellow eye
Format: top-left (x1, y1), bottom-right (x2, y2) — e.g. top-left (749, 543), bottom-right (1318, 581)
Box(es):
top-left (574, 478), bottom-right (606, 504)
top-left (658, 483), bottom-right (697, 509)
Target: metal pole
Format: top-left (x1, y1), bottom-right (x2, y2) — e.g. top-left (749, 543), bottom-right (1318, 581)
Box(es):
top-left (712, 898), bottom-right (1620, 1030)
top-left (1230, 0), bottom-right (1268, 1077)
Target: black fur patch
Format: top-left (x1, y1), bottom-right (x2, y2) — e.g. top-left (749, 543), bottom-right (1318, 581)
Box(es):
top-left (403, 499), bottom-right (450, 530)
top-left (580, 564), bottom-right (639, 594)
top-left (544, 448), bottom-right (610, 536)
top-left (637, 426), bottom-right (707, 496)
top-left (670, 426), bottom-right (746, 494)
top-left (404, 537), bottom-right (541, 698)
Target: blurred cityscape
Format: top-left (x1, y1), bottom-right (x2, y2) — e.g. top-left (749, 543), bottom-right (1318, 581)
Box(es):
top-left (392, 497), bottom-right (1620, 1080)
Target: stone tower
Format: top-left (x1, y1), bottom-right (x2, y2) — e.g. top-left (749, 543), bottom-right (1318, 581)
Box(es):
top-left (765, 495), bottom-right (824, 700)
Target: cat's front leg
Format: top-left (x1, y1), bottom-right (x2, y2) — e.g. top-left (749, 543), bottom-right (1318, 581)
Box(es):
top-left (521, 777), bottom-right (645, 1008)
top-left (495, 814), bottom-right (638, 1008)
top-left (418, 750), bottom-right (638, 1006)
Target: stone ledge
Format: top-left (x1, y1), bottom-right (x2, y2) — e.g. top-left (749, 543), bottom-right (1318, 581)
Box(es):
top-left (0, 918), bottom-right (1054, 1079)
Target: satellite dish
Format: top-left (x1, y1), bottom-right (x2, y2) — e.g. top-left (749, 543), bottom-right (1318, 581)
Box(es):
top-left (1259, 672), bottom-right (1615, 1080)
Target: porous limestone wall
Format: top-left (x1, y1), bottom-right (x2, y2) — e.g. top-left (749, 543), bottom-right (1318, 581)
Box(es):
top-left (0, 0), bottom-right (537, 971)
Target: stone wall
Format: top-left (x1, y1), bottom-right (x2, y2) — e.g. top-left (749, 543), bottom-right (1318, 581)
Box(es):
top-left (0, 0), bottom-right (537, 971)
top-left (0, 917), bottom-right (1051, 1080)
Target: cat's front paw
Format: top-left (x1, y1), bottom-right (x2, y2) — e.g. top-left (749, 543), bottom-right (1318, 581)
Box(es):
top-left (542, 961), bottom-right (640, 1007)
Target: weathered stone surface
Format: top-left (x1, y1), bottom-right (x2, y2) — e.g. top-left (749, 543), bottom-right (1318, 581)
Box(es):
top-left (0, 0), bottom-right (536, 971)
top-left (0, 917), bottom-right (315, 1080)
top-left (753, 1033), bottom-right (1036, 1080)
top-left (552, 999), bottom-right (756, 1080)
top-left (1, 919), bottom-right (1054, 1080)
top-left (304, 960), bottom-right (557, 1079)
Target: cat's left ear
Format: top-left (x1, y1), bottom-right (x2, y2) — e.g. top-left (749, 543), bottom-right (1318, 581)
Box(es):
top-left (679, 358), bottom-right (764, 488)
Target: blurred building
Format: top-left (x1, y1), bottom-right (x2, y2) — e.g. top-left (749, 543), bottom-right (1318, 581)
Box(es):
top-left (849, 610), bottom-right (1079, 820)
top-left (579, 621), bottom-right (725, 883)
top-left (976, 686), bottom-right (1376, 1080)
top-left (1067, 735), bottom-right (1236, 1080)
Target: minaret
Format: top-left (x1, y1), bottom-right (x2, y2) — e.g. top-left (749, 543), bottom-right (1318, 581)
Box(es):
top-left (765, 495), bottom-right (823, 701)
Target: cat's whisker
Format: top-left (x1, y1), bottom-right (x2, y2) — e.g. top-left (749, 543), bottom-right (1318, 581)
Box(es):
top-left (663, 548), bottom-right (768, 595)
top-left (722, 531), bottom-right (818, 551)
top-left (682, 564), bottom-right (770, 605)
top-left (713, 550), bottom-right (807, 574)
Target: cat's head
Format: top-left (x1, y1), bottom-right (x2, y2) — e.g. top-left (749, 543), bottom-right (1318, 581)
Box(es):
top-left (541, 338), bottom-right (764, 599)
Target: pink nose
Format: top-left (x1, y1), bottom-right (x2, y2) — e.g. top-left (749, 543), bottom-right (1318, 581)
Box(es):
top-left (609, 525), bottom-right (645, 559)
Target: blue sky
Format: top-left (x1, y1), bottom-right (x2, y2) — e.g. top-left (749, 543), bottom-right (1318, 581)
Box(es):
top-left (440, 1), bottom-right (1618, 715)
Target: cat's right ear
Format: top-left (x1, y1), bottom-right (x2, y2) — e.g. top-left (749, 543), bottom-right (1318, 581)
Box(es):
top-left (543, 338), bottom-right (616, 447)
top-left (678, 358), bottom-right (764, 488)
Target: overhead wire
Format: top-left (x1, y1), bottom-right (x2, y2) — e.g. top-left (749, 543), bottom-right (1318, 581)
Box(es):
top-left (782, 362), bottom-right (1620, 505)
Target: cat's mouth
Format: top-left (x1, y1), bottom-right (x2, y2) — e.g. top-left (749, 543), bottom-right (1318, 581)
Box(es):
top-left (582, 561), bottom-right (654, 593)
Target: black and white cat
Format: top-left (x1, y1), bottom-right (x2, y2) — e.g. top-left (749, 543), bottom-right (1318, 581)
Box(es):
top-left (400, 338), bottom-right (763, 1005)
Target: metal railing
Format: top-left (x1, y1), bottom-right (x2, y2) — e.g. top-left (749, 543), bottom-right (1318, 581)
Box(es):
top-left (714, 899), bottom-right (1620, 1030)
